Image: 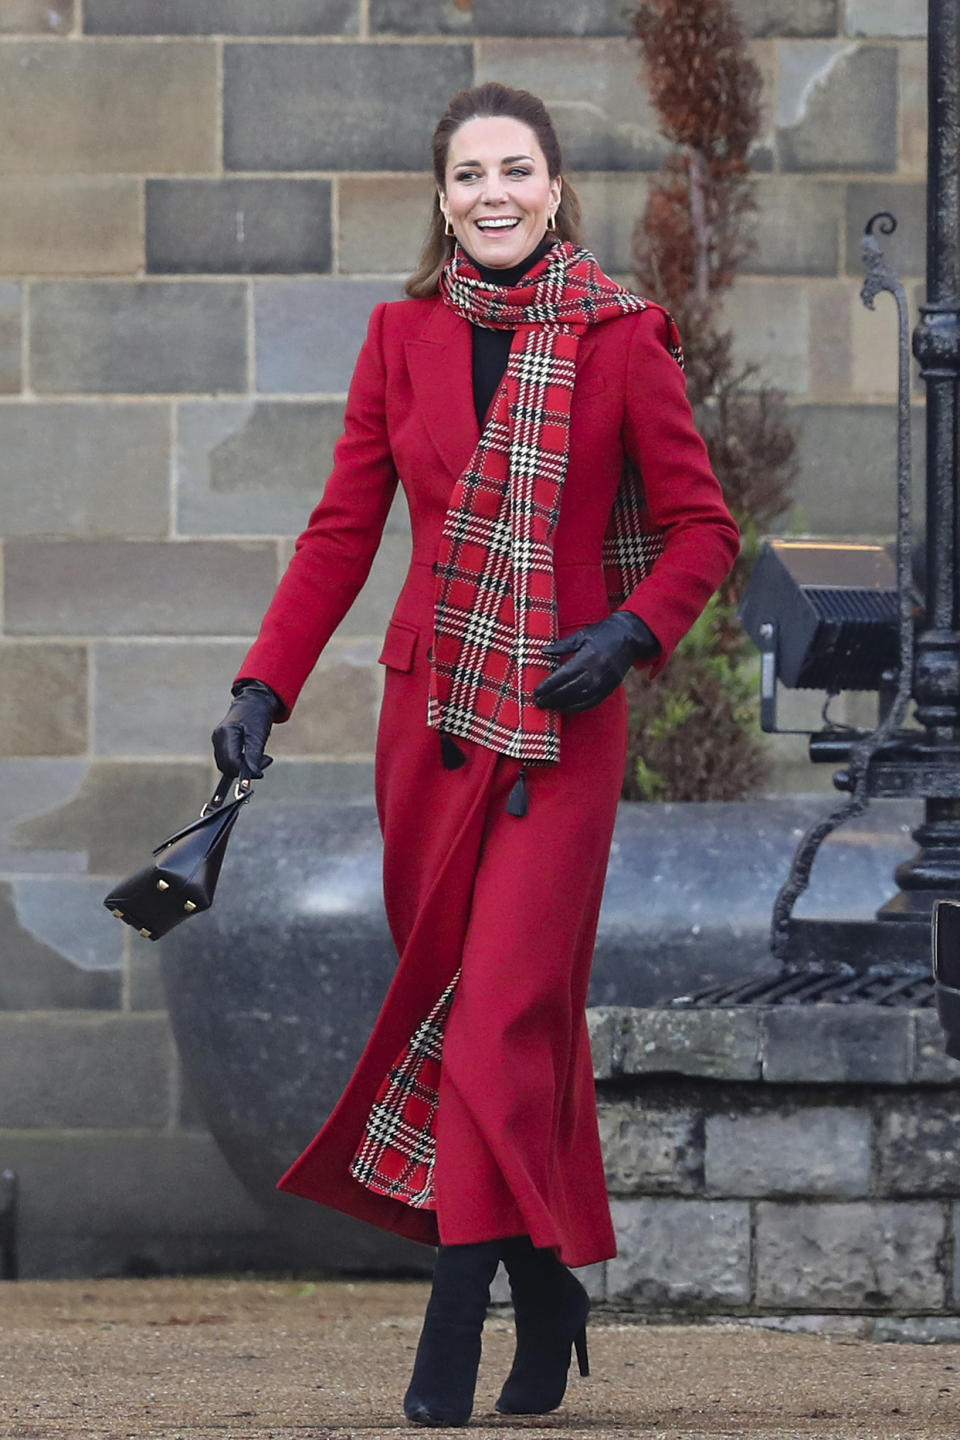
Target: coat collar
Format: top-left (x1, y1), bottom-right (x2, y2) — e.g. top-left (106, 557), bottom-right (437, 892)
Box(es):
top-left (403, 299), bottom-right (601, 481)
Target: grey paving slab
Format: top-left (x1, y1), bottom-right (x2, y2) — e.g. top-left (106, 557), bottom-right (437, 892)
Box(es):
top-left (176, 400), bottom-right (346, 534)
top-left (0, 402), bottom-right (169, 537)
top-left (147, 179), bottom-right (332, 275)
top-left (777, 43), bottom-right (898, 172)
top-left (913, 1009), bottom-right (960, 1084)
top-left (876, 1100), bottom-right (960, 1195)
top-left (224, 43), bottom-right (473, 171)
top-left (0, 877), bottom-right (122, 1011)
top-left (0, 40), bottom-right (217, 175)
top-left (31, 281), bottom-right (247, 395)
top-left (84, 0), bottom-right (360, 33)
top-left (705, 1106), bottom-right (872, 1196)
top-left (756, 1200), bottom-right (946, 1310)
top-left (476, 39), bottom-right (669, 172)
top-left (761, 1008), bottom-right (913, 1084)
top-left (255, 279), bottom-right (401, 393)
top-left (608, 1199), bottom-right (751, 1306)
top-left (619, 1007), bottom-right (762, 1080)
top-left (0, 1013), bottom-right (174, 1128)
top-left (598, 1100), bottom-right (703, 1196)
top-left (0, 643), bottom-right (87, 757)
top-left (0, 0), bottom-right (74, 32)
top-left (0, 282), bottom-right (21, 392)
top-left (0, 177), bottom-right (141, 275)
top-left (4, 538), bottom-right (278, 638)
top-left (370, 0), bottom-right (630, 35)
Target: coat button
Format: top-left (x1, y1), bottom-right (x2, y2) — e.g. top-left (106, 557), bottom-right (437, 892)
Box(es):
top-left (432, 561), bottom-right (438, 574)
top-left (427, 646), bottom-right (434, 661)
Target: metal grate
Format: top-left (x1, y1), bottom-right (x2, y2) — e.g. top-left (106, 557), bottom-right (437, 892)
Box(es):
top-left (669, 965), bottom-right (935, 1009)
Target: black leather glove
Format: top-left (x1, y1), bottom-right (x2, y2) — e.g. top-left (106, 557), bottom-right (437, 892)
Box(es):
top-left (533, 612), bottom-right (660, 714)
top-left (211, 679), bottom-right (282, 780)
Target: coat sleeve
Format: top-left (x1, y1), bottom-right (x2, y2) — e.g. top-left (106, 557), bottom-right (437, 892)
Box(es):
top-left (235, 302), bottom-right (399, 717)
top-left (617, 306), bottom-right (740, 674)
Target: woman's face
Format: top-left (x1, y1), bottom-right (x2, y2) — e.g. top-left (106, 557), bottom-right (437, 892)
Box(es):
top-left (439, 115), bottom-right (562, 270)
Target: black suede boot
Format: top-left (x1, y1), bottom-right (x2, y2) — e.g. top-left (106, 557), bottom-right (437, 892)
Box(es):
top-left (403, 1239), bottom-right (502, 1427)
top-left (495, 1236), bottom-right (590, 1416)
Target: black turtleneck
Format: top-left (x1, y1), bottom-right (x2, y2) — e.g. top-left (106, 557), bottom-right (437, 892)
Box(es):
top-left (467, 236), bottom-right (556, 426)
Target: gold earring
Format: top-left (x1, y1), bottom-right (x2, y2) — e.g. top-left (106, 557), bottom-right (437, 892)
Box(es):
top-left (444, 218), bottom-right (455, 237)
top-left (546, 212), bottom-right (557, 232)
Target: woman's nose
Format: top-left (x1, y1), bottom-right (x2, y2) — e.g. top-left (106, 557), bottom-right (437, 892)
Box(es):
top-left (480, 170), bottom-right (508, 202)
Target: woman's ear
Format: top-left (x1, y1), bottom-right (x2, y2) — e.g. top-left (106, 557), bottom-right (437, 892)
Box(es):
top-left (550, 176), bottom-right (563, 216)
top-left (437, 189), bottom-right (448, 224)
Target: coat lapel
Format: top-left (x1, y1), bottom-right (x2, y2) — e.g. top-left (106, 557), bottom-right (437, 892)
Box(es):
top-left (405, 304), bottom-right (479, 480)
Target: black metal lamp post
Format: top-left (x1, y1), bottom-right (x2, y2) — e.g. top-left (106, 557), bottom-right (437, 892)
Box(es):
top-left (675, 0), bottom-right (960, 1007)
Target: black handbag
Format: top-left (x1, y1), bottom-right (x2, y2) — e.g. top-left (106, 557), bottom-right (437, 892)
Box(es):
top-left (103, 774), bottom-right (252, 941)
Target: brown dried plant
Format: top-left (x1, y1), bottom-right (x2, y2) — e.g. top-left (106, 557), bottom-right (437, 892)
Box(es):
top-left (624, 0), bottom-right (798, 801)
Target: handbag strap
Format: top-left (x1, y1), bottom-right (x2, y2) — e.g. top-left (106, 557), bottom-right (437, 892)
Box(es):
top-left (200, 773), bottom-right (253, 818)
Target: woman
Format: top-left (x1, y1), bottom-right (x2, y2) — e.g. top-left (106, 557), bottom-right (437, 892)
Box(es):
top-left (213, 82), bottom-right (739, 1427)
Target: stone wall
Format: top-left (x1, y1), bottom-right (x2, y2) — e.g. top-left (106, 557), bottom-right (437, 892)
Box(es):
top-left (584, 1004), bottom-right (960, 1332)
top-left (0, 0), bottom-right (930, 1276)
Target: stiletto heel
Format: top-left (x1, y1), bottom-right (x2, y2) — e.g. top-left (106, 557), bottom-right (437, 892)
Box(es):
top-left (574, 1325), bottom-right (589, 1377)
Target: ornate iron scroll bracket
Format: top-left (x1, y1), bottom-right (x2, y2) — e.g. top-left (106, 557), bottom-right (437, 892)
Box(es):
top-left (769, 214), bottom-right (915, 962)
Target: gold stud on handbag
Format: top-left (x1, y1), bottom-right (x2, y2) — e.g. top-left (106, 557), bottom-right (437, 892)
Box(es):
top-left (103, 774), bottom-right (252, 942)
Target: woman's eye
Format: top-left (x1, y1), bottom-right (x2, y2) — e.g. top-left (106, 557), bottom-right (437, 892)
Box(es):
top-left (508, 168), bottom-right (532, 178)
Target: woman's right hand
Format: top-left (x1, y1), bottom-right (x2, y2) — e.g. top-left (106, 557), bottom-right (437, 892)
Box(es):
top-left (211, 680), bottom-right (281, 780)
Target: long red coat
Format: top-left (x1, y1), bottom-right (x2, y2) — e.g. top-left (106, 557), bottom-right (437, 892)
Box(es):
top-left (238, 294), bottom-right (740, 1267)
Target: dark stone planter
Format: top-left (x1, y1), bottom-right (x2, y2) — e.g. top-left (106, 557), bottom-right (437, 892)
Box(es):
top-left (160, 795), bottom-right (920, 1273)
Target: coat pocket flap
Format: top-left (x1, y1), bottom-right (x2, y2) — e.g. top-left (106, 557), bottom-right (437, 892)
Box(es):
top-left (378, 620), bottom-right (419, 672)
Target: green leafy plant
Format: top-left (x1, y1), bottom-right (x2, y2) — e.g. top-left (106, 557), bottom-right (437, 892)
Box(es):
top-left (623, 0), bottom-right (798, 801)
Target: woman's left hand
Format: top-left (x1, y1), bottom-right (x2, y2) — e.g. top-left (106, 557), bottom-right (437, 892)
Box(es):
top-left (533, 611), bottom-right (660, 714)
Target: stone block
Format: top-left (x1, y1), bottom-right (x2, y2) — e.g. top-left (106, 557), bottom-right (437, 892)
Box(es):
top-left (128, 944), bottom-right (167, 1014)
top-left (224, 44), bottom-right (472, 172)
top-left (0, 178), bottom-right (141, 275)
top-left (755, 1201), bottom-right (946, 1309)
top-left (761, 1007), bottom-right (912, 1083)
top-left (808, 280), bottom-right (854, 399)
top-left (777, 43), bottom-right (898, 172)
top-left (0, 1014), bottom-right (174, 1128)
top-left (4, 539), bottom-right (278, 638)
top-left (93, 640), bottom-right (249, 757)
top-left (0, 41), bottom-right (216, 175)
top-left (255, 279), bottom-right (401, 393)
top-left (571, 173), bottom-right (650, 276)
top-left (913, 1010), bottom-right (960, 1085)
top-left (845, 182), bottom-right (926, 277)
top-left (873, 1316), bottom-right (960, 1343)
top-left (0, 283), bottom-right (21, 394)
top-left (0, 644), bottom-right (86, 757)
top-left (598, 1100), bottom-right (703, 1195)
top-left (0, 402), bottom-right (169, 536)
top-left (706, 1106), bottom-right (871, 1196)
top-left (260, 759), bottom-right (375, 803)
top-left (877, 1102), bottom-right (960, 1195)
top-left (146, 179), bottom-right (332, 275)
top-left (723, 279), bottom-right (810, 393)
top-left (898, 42), bottom-right (927, 179)
top-left (338, 175), bottom-right (434, 275)
top-left (607, 1199), bottom-right (751, 1307)
top-left (0, 877), bottom-right (121, 1011)
top-left (786, 403), bottom-right (925, 537)
top-left (177, 401), bottom-right (346, 535)
top-left (31, 281), bottom-right (247, 395)
top-left (0, 756), bottom-right (90, 875)
top-left (747, 178), bottom-right (842, 275)
top-left (619, 1007), bottom-right (762, 1080)
top-left (844, 0), bottom-right (926, 37)
top-left (84, 0), bottom-right (360, 33)
top-left (276, 639), bottom-right (380, 757)
top-left (11, 760), bottom-right (211, 878)
top-left (587, 1006), bottom-right (627, 1079)
top-left (371, 0), bottom-right (630, 34)
top-left (0, 1132), bottom-right (268, 1239)
top-left (734, 0), bottom-right (839, 37)
top-left (476, 40), bottom-right (669, 172)
top-left (0, 1), bottom-right (74, 32)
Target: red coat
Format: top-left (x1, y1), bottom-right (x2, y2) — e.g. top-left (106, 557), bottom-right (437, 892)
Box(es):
top-left (239, 295), bottom-right (739, 1267)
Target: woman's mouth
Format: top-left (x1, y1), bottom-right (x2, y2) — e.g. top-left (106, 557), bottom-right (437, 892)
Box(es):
top-left (475, 217), bottom-right (521, 232)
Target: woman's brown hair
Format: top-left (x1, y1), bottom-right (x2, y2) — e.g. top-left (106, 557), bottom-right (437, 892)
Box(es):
top-left (405, 81), bottom-right (582, 299)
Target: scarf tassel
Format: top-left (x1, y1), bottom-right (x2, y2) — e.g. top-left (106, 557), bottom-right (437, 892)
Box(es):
top-left (506, 767), bottom-right (529, 819)
top-left (440, 732), bottom-right (467, 770)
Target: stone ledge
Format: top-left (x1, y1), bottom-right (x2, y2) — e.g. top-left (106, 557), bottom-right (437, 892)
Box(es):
top-left (589, 1005), bottom-right (960, 1087)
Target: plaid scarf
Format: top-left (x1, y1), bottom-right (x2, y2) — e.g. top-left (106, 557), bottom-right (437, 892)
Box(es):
top-left (429, 241), bottom-right (680, 765)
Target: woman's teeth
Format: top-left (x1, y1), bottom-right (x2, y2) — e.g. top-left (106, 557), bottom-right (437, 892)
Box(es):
top-left (476, 218), bottom-right (520, 230)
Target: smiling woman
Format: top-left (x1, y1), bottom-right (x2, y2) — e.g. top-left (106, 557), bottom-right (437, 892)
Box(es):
top-left (210, 80), bottom-right (739, 1429)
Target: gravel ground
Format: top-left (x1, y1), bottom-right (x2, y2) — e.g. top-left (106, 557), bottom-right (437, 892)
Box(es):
top-left (1, 1277), bottom-right (959, 1440)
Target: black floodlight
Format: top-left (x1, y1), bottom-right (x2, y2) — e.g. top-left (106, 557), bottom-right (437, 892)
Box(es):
top-left (738, 540), bottom-right (902, 731)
